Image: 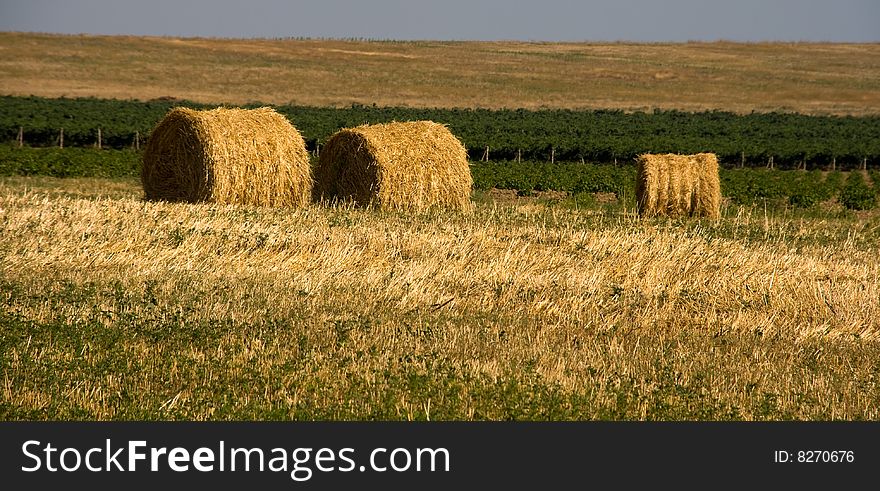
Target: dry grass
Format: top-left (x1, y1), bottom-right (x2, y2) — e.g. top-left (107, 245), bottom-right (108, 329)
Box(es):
top-left (1, 177), bottom-right (879, 420)
top-left (636, 153), bottom-right (721, 219)
top-left (315, 121), bottom-right (472, 211)
top-left (142, 106), bottom-right (311, 207)
top-left (1, 33), bottom-right (879, 114)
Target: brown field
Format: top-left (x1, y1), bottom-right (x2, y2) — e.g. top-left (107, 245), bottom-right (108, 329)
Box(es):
top-left (1, 32), bottom-right (879, 114)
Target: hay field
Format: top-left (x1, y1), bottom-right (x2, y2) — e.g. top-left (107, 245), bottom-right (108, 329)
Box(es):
top-left (1, 176), bottom-right (879, 420)
top-left (1, 32), bottom-right (879, 114)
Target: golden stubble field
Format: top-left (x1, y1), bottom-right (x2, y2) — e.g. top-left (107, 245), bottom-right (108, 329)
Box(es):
top-left (1, 177), bottom-right (878, 420)
top-left (1, 32), bottom-right (879, 114)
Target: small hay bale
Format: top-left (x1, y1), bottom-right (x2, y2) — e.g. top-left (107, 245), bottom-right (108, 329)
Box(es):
top-left (142, 107), bottom-right (311, 207)
top-left (636, 153), bottom-right (721, 219)
top-left (314, 121), bottom-right (472, 211)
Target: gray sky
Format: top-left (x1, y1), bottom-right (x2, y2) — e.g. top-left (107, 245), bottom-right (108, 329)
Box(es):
top-left (0, 0), bottom-right (877, 42)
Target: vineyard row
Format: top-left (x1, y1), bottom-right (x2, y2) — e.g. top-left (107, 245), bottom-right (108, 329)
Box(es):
top-left (2, 96), bottom-right (879, 170)
top-left (1, 146), bottom-right (876, 210)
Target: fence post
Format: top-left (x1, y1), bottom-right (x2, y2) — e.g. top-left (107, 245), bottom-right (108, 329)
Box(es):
top-left (740, 151), bottom-right (745, 168)
top-left (551, 146), bottom-right (555, 164)
top-left (59, 128), bottom-right (64, 148)
top-left (516, 149), bottom-right (521, 163)
top-left (135, 131), bottom-right (140, 150)
top-left (17, 126), bottom-right (23, 147)
top-left (831, 156), bottom-right (836, 171)
top-left (863, 158), bottom-right (868, 171)
top-left (482, 146), bottom-right (489, 162)
top-left (97, 128), bottom-right (102, 149)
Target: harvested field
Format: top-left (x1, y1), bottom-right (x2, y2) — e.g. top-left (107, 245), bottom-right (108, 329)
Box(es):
top-left (1, 33), bottom-right (879, 114)
top-left (1, 177), bottom-right (879, 420)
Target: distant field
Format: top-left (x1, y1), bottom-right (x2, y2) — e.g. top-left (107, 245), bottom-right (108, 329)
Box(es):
top-left (1, 33), bottom-right (879, 114)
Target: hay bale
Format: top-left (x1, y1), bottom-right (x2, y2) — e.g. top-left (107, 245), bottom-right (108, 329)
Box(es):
top-left (314, 121), bottom-right (472, 211)
top-left (142, 107), bottom-right (311, 207)
top-left (636, 153), bottom-right (721, 219)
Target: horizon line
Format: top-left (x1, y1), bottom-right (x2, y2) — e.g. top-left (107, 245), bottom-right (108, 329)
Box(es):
top-left (2, 30), bottom-right (878, 45)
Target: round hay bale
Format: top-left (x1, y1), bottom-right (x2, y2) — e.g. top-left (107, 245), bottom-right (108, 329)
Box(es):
top-left (142, 107), bottom-right (311, 207)
top-left (636, 153), bottom-right (721, 219)
top-left (314, 121), bottom-right (473, 211)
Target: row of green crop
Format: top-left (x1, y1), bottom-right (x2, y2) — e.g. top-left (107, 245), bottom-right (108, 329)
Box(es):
top-left (721, 167), bottom-right (876, 210)
top-left (0, 146), bottom-right (140, 178)
top-left (471, 160), bottom-right (636, 197)
top-left (2, 95), bottom-right (878, 169)
top-left (2, 146), bottom-right (876, 209)
top-left (472, 161), bottom-right (877, 210)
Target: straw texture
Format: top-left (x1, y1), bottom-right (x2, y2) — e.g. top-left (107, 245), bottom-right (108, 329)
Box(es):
top-left (314, 121), bottom-right (472, 211)
top-left (142, 107), bottom-right (311, 207)
top-left (636, 153), bottom-right (721, 219)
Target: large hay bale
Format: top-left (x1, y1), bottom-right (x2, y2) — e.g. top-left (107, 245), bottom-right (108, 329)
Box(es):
top-left (636, 153), bottom-right (721, 219)
top-left (142, 107), bottom-right (311, 207)
top-left (314, 121), bottom-right (472, 211)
